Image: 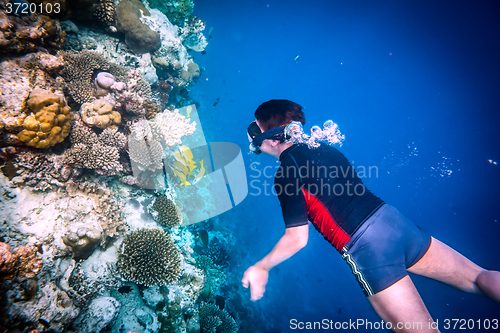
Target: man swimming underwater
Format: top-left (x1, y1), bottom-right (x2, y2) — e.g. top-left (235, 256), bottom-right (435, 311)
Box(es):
top-left (242, 99), bottom-right (500, 333)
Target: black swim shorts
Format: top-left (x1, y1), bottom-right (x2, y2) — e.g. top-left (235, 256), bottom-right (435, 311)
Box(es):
top-left (341, 204), bottom-right (432, 297)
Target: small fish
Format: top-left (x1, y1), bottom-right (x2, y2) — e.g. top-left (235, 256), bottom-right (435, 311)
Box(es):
top-left (173, 151), bottom-right (192, 174)
top-left (38, 318), bottom-right (50, 327)
top-left (197, 229), bottom-right (209, 247)
top-left (192, 160), bottom-right (205, 184)
top-left (213, 97), bottom-right (220, 107)
top-left (186, 105), bottom-right (193, 118)
top-left (215, 295), bottom-right (225, 310)
top-left (171, 159), bottom-right (190, 176)
top-left (201, 50), bottom-right (206, 55)
top-left (118, 286), bottom-right (133, 294)
top-left (178, 145), bottom-right (197, 172)
top-left (208, 26), bottom-right (214, 39)
top-left (172, 167), bottom-right (191, 186)
top-left (294, 55), bottom-right (300, 63)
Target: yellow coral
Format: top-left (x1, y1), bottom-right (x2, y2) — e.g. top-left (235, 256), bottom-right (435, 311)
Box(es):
top-left (17, 89), bottom-right (73, 149)
top-left (80, 99), bottom-right (121, 129)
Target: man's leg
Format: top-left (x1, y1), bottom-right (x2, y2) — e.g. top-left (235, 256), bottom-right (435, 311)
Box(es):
top-left (368, 275), bottom-right (439, 333)
top-left (408, 237), bottom-right (500, 303)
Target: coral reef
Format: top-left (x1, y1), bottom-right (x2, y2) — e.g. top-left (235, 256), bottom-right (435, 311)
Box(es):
top-left (0, 242), bottom-right (43, 282)
top-left (64, 117), bottom-right (127, 175)
top-left (149, 109), bottom-right (197, 147)
top-left (62, 227), bottom-right (102, 260)
top-left (59, 50), bottom-right (151, 106)
top-left (0, 53), bottom-right (67, 147)
top-left (115, 0), bottom-right (161, 54)
top-left (93, 0), bottom-right (116, 27)
top-left (118, 228), bottom-right (181, 286)
top-left (17, 88), bottom-right (73, 149)
top-left (4, 151), bottom-right (70, 191)
top-left (152, 194), bottom-right (182, 227)
top-left (128, 126), bottom-right (164, 171)
top-left (199, 302), bottom-right (238, 333)
top-left (80, 98), bottom-right (121, 129)
top-left (72, 296), bottom-right (120, 333)
top-left (58, 50), bottom-right (111, 104)
top-left (0, 279), bottom-right (80, 332)
top-left (147, 0), bottom-right (194, 26)
top-left (0, 9), bottom-right (66, 54)
top-left (111, 69), bottom-right (152, 116)
top-left (194, 255), bottom-right (226, 299)
top-left (180, 16), bottom-right (208, 52)
top-left (180, 62), bottom-right (201, 82)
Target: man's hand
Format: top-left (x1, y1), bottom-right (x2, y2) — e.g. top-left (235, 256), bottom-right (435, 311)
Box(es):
top-left (242, 265), bottom-right (269, 301)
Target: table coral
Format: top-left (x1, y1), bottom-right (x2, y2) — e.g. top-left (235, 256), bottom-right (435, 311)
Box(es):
top-left (80, 98), bottom-right (121, 129)
top-left (118, 228), bottom-right (181, 287)
top-left (17, 88), bottom-right (73, 149)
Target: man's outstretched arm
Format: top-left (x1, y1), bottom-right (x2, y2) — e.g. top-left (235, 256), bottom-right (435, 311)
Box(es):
top-left (242, 224), bottom-right (309, 301)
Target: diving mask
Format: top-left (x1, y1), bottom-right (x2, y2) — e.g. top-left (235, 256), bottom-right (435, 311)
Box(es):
top-left (247, 121), bottom-right (287, 155)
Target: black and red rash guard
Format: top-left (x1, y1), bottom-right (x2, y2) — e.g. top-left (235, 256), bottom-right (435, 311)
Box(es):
top-left (275, 143), bottom-right (384, 252)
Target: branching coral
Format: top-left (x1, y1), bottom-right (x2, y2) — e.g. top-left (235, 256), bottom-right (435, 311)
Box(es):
top-left (6, 151), bottom-right (69, 191)
top-left (152, 194), bottom-right (182, 228)
top-left (16, 88), bottom-right (73, 149)
top-left (149, 109), bottom-right (196, 147)
top-left (64, 117), bottom-right (127, 175)
top-left (117, 228), bottom-right (181, 286)
top-left (199, 302), bottom-right (238, 333)
top-left (0, 242), bottom-right (43, 282)
top-left (93, 0), bottom-right (116, 27)
top-left (180, 16), bottom-right (208, 52)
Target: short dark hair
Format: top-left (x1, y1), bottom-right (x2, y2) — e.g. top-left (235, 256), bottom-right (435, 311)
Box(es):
top-left (254, 99), bottom-right (305, 132)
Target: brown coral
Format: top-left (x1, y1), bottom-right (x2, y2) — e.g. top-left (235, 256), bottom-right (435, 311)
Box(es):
top-left (93, 0), bottom-right (116, 27)
top-left (115, 0), bottom-right (161, 54)
top-left (58, 50), bottom-right (110, 104)
top-left (152, 194), bottom-right (182, 228)
top-left (0, 11), bottom-right (66, 54)
top-left (117, 228), bottom-right (181, 286)
top-left (16, 89), bottom-right (73, 149)
top-left (0, 242), bottom-right (43, 282)
top-left (80, 99), bottom-right (121, 129)
top-left (58, 50), bottom-right (151, 104)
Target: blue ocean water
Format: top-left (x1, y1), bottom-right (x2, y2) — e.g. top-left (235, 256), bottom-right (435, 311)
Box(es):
top-left (190, 0), bottom-right (500, 332)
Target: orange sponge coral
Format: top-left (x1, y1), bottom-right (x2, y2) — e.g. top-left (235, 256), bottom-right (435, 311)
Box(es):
top-left (17, 89), bottom-right (73, 149)
top-left (0, 242), bottom-right (43, 281)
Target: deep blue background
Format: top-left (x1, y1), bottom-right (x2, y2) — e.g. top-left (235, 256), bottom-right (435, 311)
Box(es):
top-left (188, 0), bottom-right (500, 332)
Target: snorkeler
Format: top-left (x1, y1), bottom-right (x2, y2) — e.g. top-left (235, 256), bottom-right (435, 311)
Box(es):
top-left (241, 99), bottom-right (500, 333)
